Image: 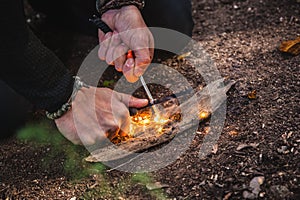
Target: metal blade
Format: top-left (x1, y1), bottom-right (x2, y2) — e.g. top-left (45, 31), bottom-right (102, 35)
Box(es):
top-left (139, 76), bottom-right (160, 115)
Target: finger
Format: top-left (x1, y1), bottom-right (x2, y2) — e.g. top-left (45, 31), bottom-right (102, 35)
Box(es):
top-left (98, 29), bottom-right (106, 43)
top-left (106, 127), bottom-right (121, 141)
top-left (114, 44), bottom-right (129, 72)
top-left (110, 103), bottom-right (131, 137)
top-left (118, 93), bottom-right (148, 108)
top-left (119, 114), bottom-right (130, 136)
top-left (149, 33), bottom-right (155, 58)
top-left (96, 113), bottom-right (121, 142)
top-left (111, 100), bottom-right (131, 134)
top-left (98, 32), bottom-right (113, 61)
top-left (123, 58), bottom-right (139, 83)
top-left (133, 48), bottom-right (152, 77)
top-left (106, 31), bottom-right (122, 65)
top-left (129, 96), bottom-right (149, 108)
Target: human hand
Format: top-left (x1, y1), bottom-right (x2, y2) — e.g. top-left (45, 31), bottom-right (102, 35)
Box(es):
top-left (55, 87), bottom-right (148, 145)
top-left (98, 5), bottom-right (154, 83)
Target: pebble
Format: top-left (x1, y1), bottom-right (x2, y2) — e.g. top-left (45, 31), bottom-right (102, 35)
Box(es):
top-left (280, 17), bottom-right (284, 22)
top-left (277, 146), bottom-right (289, 154)
top-left (243, 176), bottom-right (265, 199)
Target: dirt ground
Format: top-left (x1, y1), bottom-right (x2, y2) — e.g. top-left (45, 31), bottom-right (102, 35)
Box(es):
top-left (0, 0), bottom-right (299, 199)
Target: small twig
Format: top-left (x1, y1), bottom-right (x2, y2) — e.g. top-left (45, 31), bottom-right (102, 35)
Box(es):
top-left (0, 186), bottom-right (9, 193)
top-left (88, 182), bottom-right (99, 189)
top-left (15, 189), bottom-right (25, 196)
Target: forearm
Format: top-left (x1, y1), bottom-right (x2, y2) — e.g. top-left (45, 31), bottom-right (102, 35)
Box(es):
top-left (1, 29), bottom-right (74, 112)
top-left (0, 0), bottom-right (73, 112)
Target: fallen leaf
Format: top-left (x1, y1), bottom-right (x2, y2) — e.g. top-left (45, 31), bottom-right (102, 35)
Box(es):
top-left (279, 36), bottom-right (300, 56)
top-left (176, 52), bottom-right (191, 61)
top-left (248, 90), bottom-right (257, 100)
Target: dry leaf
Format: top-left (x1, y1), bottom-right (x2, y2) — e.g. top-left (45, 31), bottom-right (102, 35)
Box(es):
top-left (279, 36), bottom-right (300, 56)
top-left (237, 143), bottom-right (259, 151)
top-left (176, 52), bottom-right (191, 61)
top-left (248, 90), bottom-right (257, 99)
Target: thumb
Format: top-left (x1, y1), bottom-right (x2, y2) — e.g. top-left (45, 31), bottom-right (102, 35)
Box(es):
top-left (129, 96), bottom-right (149, 108)
top-left (119, 93), bottom-right (148, 108)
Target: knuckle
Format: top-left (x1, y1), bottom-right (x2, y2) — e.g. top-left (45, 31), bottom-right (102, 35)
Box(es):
top-left (137, 57), bottom-right (151, 66)
top-left (106, 49), bottom-right (115, 65)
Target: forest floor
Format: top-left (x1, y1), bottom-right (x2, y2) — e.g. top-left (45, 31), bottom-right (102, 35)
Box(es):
top-left (0, 0), bottom-right (299, 199)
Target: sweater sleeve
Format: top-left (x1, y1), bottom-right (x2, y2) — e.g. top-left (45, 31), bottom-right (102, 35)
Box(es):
top-left (1, 29), bottom-right (74, 113)
top-left (0, 0), bottom-right (73, 113)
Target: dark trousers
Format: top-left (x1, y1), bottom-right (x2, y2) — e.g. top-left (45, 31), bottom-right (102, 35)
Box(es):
top-left (0, 81), bottom-right (32, 139)
top-left (0, 0), bottom-right (194, 139)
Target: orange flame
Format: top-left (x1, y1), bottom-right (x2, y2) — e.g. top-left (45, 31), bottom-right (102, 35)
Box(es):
top-left (109, 108), bottom-right (172, 144)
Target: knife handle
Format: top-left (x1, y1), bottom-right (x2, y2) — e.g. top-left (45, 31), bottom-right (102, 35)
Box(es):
top-left (89, 15), bottom-right (134, 60)
top-left (89, 15), bottom-right (113, 34)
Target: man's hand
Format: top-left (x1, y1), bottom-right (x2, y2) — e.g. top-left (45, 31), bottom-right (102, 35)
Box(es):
top-left (98, 5), bottom-right (154, 83)
top-left (55, 87), bottom-right (148, 145)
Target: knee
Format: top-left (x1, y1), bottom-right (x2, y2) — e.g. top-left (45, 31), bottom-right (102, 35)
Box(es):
top-left (142, 0), bottom-right (194, 37)
top-left (0, 81), bottom-right (32, 140)
top-left (142, 0), bottom-right (194, 54)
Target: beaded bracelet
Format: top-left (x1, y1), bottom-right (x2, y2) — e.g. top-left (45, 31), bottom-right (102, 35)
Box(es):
top-left (46, 76), bottom-right (90, 120)
top-left (96, 0), bottom-right (145, 16)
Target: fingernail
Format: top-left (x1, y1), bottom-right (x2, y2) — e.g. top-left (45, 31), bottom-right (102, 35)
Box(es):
top-left (115, 65), bottom-right (122, 72)
top-left (126, 59), bottom-right (134, 68)
top-left (138, 99), bottom-right (149, 105)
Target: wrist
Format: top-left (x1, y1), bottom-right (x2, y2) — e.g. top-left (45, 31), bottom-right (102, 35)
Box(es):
top-left (46, 76), bottom-right (90, 120)
top-left (96, 0), bottom-right (145, 16)
top-left (101, 5), bottom-right (141, 28)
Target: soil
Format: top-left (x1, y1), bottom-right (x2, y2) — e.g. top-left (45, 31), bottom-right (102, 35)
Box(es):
top-left (1, 0), bottom-right (299, 199)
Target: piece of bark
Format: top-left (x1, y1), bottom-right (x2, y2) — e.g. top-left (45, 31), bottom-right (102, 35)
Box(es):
top-left (85, 79), bottom-right (235, 163)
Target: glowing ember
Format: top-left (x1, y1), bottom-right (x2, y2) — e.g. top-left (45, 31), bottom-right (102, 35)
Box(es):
top-left (199, 111), bottom-right (210, 120)
top-left (154, 115), bottom-right (168, 124)
top-left (130, 109), bottom-right (170, 137)
top-left (109, 108), bottom-right (210, 144)
top-left (131, 109), bottom-right (152, 125)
